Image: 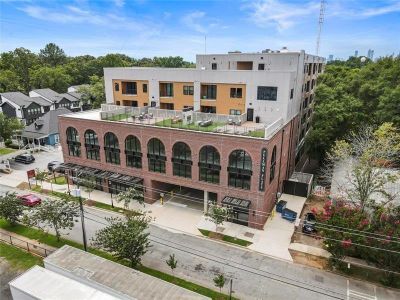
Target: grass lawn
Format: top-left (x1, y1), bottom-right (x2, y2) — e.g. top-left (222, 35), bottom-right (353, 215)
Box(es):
top-left (0, 242), bottom-right (43, 269)
top-left (0, 219), bottom-right (233, 299)
top-left (85, 199), bottom-right (132, 214)
top-left (0, 148), bottom-right (16, 155)
top-left (155, 118), bottom-right (224, 132)
top-left (105, 113), bottom-right (131, 121)
top-left (248, 129), bottom-right (265, 138)
top-left (199, 229), bottom-right (253, 247)
top-left (48, 176), bottom-right (67, 185)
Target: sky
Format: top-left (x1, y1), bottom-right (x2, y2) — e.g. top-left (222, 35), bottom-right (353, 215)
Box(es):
top-left (0, 0), bottom-right (399, 61)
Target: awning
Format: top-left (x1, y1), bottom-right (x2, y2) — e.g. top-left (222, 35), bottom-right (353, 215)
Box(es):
top-left (221, 196), bottom-right (251, 209)
top-left (60, 163), bottom-right (143, 186)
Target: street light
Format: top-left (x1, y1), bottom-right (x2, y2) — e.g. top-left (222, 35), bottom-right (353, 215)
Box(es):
top-left (72, 171), bottom-right (87, 252)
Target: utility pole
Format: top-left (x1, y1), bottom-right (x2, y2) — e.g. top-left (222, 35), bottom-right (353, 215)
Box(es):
top-left (316, 0), bottom-right (326, 56)
top-left (72, 172), bottom-right (87, 251)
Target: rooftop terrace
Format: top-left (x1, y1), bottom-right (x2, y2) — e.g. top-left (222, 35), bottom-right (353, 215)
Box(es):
top-left (63, 104), bottom-right (284, 140)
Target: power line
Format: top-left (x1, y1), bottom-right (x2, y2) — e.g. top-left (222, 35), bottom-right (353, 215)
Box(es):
top-left (73, 175), bottom-right (400, 245)
top-left (83, 215), bottom-right (345, 299)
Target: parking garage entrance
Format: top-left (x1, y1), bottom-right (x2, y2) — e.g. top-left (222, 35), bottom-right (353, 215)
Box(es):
top-left (151, 180), bottom-right (217, 212)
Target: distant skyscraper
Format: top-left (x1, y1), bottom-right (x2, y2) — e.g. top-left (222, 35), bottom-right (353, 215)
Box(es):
top-left (367, 49), bottom-right (374, 60)
top-left (354, 50), bottom-right (359, 57)
top-left (328, 54), bottom-right (334, 62)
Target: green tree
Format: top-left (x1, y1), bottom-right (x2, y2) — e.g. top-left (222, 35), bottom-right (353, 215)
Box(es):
top-left (206, 204), bottom-right (231, 231)
top-left (0, 113), bottom-right (24, 141)
top-left (321, 123), bottom-right (400, 211)
top-left (0, 192), bottom-right (24, 225)
top-left (165, 254), bottom-right (178, 274)
top-left (27, 198), bottom-right (79, 241)
top-left (115, 187), bottom-right (144, 209)
top-left (92, 213), bottom-right (152, 268)
top-left (78, 75), bottom-right (105, 108)
top-left (0, 70), bottom-right (23, 92)
top-left (82, 175), bottom-right (96, 200)
top-left (64, 55), bottom-right (98, 84)
top-left (30, 66), bottom-right (72, 93)
top-left (39, 43), bottom-right (67, 67)
top-left (1, 48), bottom-right (39, 93)
top-left (35, 169), bottom-right (48, 188)
top-left (377, 86), bottom-right (400, 128)
top-left (213, 273), bottom-right (226, 292)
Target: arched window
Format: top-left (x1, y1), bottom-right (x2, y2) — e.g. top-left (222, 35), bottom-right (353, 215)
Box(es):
top-left (228, 150), bottom-right (252, 190)
top-left (147, 138), bottom-right (166, 173)
top-left (114, 82), bottom-right (119, 91)
top-left (104, 132), bottom-right (120, 165)
top-left (84, 130), bottom-right (100, 161)
top-left (125, 135), bottom-right (142, 168)
top-left (66, 127), bottom-right (80, 157)
top-left (199, 146), bottom-right (220, 184)
top-left (172, 142), bottom-right (192, 178)
top-left (270, 146), bottom-right (277, 182)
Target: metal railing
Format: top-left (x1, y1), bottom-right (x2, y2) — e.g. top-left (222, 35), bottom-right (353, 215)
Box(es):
top-left (0, 231), bottom-right (54, 257)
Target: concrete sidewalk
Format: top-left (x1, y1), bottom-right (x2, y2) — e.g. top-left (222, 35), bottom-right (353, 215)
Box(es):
top-left (6, 174), bottom-right (309, 262)
top-left (0, 228), bottom-right (57, 257)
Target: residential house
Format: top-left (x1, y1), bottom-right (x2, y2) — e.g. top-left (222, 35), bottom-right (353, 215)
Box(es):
top-left (29, 88), bottom-right (81, 112)
top-left (0, 92), bottom-right (47, 125)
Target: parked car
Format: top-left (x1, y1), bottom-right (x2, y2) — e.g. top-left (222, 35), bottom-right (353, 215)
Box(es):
top-left (47, 161), bottom-right (62, 172)
top-left (14, 154), bottom-right (35, 164)
top-left (17, 194), bottom-right (42, 207)
top-left (302, 212), bottom-right (317, 234)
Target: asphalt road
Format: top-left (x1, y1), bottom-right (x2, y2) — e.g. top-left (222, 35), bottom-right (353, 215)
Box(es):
top-left (1, 184), bottom-right (399, 300)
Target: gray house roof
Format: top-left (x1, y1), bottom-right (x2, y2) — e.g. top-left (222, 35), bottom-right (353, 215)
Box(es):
top-left (30, 97), bottom-right (52, 107)
top-left (0, 92), bottom-right (33, 107)
top-left (31, 88), bottom-right (60, 102)
top-left (67, 91), bottom-right (82, 100)
top-left (60, 93), bottom-right (79, 103)
top-left (22, 108), bottom-right (70, 139)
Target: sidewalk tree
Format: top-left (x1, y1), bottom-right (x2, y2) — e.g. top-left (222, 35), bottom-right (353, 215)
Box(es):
top-left (35, 169), bottom-right (48, 188)
top-left (92, 213), bottom-right (152, 268)
top-left (166, 254), bottom-right (178, 274)
top-left (0, 113), bottom-right (24, 142)
top-left (27, 198), bottom-right (79, 241)
top-left (213, 273), bottom-right (226, 293)
top-left (206, 204), bottom-right (231, 231)
top-left (0, 192), bottom-right (24, 225)
top-left (82, 175), bottom-right (96, 200)
top-left (116, 187), bottom-right (144, 209)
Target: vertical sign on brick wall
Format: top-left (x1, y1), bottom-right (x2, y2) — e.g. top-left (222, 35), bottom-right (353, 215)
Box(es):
top-left (259, 148), bottom-right (268, 191)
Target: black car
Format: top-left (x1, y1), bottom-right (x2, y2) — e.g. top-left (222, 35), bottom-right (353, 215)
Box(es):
top-left (302, 212), bottom-right (316, 234)
top-left (14, 154), bottom-right (35, 164)
top-left (47, 161), bottom-right (62, 172)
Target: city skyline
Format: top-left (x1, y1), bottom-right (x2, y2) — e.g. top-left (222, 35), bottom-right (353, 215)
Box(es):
top-left (1, 0), bottom-right (400, 61)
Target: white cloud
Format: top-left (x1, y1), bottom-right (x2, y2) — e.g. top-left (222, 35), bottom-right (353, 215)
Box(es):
top-left (19, 4), bottom-right (155, 32)
top-left (181, 11), bottom-right (207, 33)
top-left (113, 0), bottom-right (125, 7)
top-left (244, 0), bottom-right (320, 30)
top-left (327, 0), bottom-right (400, 18)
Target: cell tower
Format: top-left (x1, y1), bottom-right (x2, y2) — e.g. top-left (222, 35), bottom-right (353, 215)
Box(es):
top-left (316, 0), bottom-right (326, 56)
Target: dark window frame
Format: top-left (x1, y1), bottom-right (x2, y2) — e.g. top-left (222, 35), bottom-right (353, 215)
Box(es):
top-left (201, 85), bottom-right (217, 100)
top-left (66, 127), bottom-right (80, 157)
top-left (211, 63), bottom-right (217, 70)
top-left (123, 82), bottom-right (137, 95)
top-left (230, 87), bottom-right (242, 98)
top-left (228, 149), bottom-right (252, 190)
top-left (198, 146), bottom-right (220, 184)
top-left (147, 138), bottom-right (166, 173)
top-left (114, 83), bottom-right (119, 91)
top-left (125, 135), bottom-right (142, 169)
top-left (143, 83), bottom-right (148, 93)
top-left (183, 85), bottom-right (194, 96)
top-left (104, 132), bottom-right (120, 165)
top-left (258, 63), bottom-right (265, 70)
top-left (257, 86), bottom-right (278, 101)
top-left (172, 142), bottom-right (192, 178)
top-left (160, 83), bottom-right (174, 97)
top-left (84, 129), bottom-right (100, 161)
